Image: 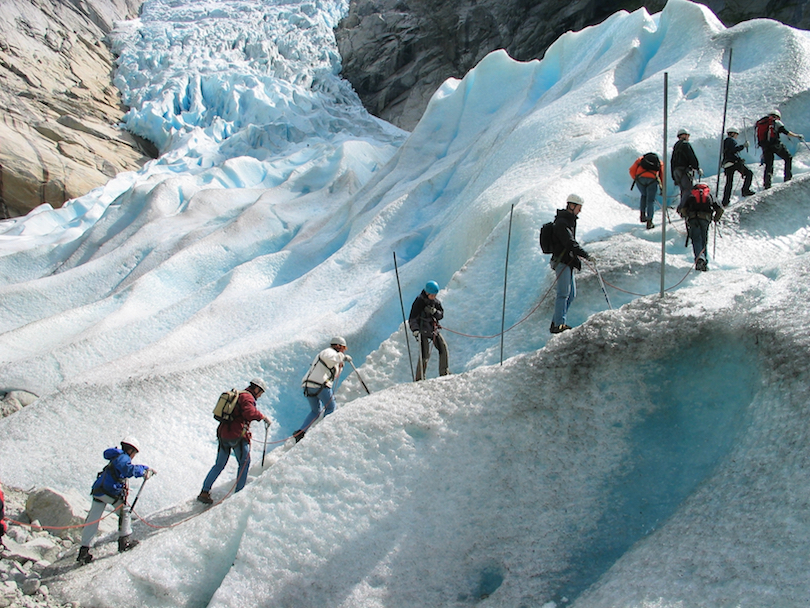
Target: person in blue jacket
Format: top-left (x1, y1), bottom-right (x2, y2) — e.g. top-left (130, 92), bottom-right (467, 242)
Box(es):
top-left (77, 437), bottom-right (155, 565)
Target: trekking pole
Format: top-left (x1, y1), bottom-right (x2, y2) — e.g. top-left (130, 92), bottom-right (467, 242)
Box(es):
top-left (393, 252), bottom-right (415, 382)
top-left (715, 47), bottom-right (733, 200)
top-left (261, 421), bottom-right (269, 467)
top-left (593, 261), bottom-right (613, 310)
top-left (130, 478), bottom-right (149, 512)
top-left (348, 359), bottom-right (371, 395)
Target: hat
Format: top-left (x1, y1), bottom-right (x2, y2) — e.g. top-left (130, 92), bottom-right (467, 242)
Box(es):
top-left (330, 336), bottom-right (347, 347)
top-left (566, 193), bottom-right (584, 206)
top-left (677, 128), bottom-right (690, 137)
top-left (249, 377), bottom-right (268, 392)
top-left (121, 437), bottom-right (140, 453)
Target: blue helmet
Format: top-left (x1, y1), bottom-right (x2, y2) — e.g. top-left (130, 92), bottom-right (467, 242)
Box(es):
top-left (425, 281), bottom-right (439, 295)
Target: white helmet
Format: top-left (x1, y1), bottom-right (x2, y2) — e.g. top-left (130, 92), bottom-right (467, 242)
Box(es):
top-left (249, 377), bottom-right (268, 392)
top-left (121, 437), bottom-right (140, 454)
top-left (566, 193), bottom-right (584, 206)
top-left (677, 128), bottom-right (690, 137)
top-left (330, 336), bottom-right (347, 347)
top-left (727, 127), bottom-right (739, 135)
top-left (770, 109), bottom-right (781, 119)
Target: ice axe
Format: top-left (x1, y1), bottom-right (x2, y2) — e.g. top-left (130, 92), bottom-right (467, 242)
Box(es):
top-left (592, 260), bottom-right (613, 310)
top-left (261, 420), bottom-right (270, 467)
top-left (130, 475), bottom-right (150, 512)
top-left (348, 359), bottom-right (370, 395)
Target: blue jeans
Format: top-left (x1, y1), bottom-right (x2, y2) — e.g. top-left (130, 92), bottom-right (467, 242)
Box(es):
top-left (202, 438), bottom-right (251, 493)
top-left (687, 217), bottom-right (710, 262)
top-left (299, 385), bottom-right (336, 431)
top-left (552, 261), bottom-right (576, 327)
top-left (637, 176), bottom-right (658, 221)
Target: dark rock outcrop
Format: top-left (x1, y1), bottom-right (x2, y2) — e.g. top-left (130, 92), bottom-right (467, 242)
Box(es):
top-left (0, 0), bottom-right (153, 218)
top-left (336, 0), bottom-right (809, 130)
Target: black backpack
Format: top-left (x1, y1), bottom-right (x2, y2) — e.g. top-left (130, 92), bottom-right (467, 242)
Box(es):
top-left (539, 221), bottom-right (554, 254)
top-left (639, 152), bottom-right (660, 172)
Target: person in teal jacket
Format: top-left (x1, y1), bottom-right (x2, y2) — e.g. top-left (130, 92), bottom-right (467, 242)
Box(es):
top-left (77, 437), bottom-right (154, 564)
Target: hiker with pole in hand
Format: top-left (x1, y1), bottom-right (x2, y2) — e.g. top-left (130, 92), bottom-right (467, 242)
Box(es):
top-left (721, 126), bottom-right (754, 206)
top-left (292, 337), bottom-right (351, 443)
top-left (757, 109), bottom-right (803, 189)
top-left (677, 183), bottom-right (723, 272)
top-left (409, 281), bottom-right (449, 381)
top-left (629, 152), bottom-right (663, 229)
top-left (549, 194), bottom-right (590, 334)
top-left (197, 378), bottom-right (271, 504)
top-left (77, 437), bottom-right (155, 564)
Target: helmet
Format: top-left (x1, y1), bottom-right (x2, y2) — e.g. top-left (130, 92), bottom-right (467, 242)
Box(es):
top-left (330, 336), bottom-right (347, 347)
top-left (249, 377), bottom-right (268, 392)
top-left (121, 437), bottom-right (140, 454)
top-left (727, 127), bottom-right (739, 135)
top-left (677, 128), bottom-right (690, 137)
top-left (770, 109), bottom-right (781, 119)
top-left (566, 193), bottom-right (584, 206)
top-left (425, 281), bottom-right (440, 295)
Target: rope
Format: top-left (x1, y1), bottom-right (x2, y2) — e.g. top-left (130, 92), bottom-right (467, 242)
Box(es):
top-left (5, 502), bottom-right (124, 531)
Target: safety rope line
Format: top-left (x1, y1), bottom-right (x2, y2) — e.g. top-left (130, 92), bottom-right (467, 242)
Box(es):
top-left (6, 502), bottom-right (124, 531)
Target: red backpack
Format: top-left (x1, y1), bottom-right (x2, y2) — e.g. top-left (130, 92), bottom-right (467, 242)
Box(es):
top-left (755, 115), bottom-right (776, 147)
top-left (690, 184), bottom-right (712, 212)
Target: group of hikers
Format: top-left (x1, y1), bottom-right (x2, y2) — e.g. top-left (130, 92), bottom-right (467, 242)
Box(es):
top-left (549, 109), bottom-right (804, 332)
top-left (67, 282), bottom-right (450, 564)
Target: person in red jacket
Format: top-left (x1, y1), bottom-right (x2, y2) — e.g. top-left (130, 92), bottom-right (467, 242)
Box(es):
top-left (197, 378), bottom-right (271, 504)
top-left (0, 480), bottom-right (7, 540)
top-left (629, 152), bottom-right (664, 229)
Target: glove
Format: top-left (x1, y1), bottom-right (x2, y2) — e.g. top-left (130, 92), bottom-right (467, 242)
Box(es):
top-left (144, 468), bottom-right (156, 480)
top-left (714, 207), bottom-right (724, 223)
top-left (570, 257), bottom-right (582, 271)
top-left (343, 354), bottom-right (352, 363)
top-left (698, 168), bottom-right (704, 177)
top-left (425, 306), bottom-right (436, 315)
top-left (412, 331), bottom-right (419, 339)
top-left (799, 134), bottom-right (805, 140)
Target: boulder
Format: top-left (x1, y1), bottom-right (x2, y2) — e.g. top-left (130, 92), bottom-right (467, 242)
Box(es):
top-left (24, 487), bottom-right (112, 541)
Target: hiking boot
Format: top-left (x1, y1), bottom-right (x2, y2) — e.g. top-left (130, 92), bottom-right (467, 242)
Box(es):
top-left (197, 490), bottom-right (213, 504)
top-left (639, 211), bottom-right (645, 223)
top-left (118, 536), bottom-right (139, 553)
top-left (695, 258), bottom-right (708, 271)
top-left (76, 546), bottom-right (93, 565)
top-left (292, 429), bottom-right (306, 443)
top-left (742, 189), bottom-right (755, 197)
top-left (549, 323), bottom-right (572, 334)
top-left (645, 219), bottom-right (654, 229)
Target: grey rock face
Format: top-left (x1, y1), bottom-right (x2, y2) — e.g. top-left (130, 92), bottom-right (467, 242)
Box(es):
top-left (336, 0), bottom-right (809, 131)
top-left (0, 0), bottom-right (154, 218)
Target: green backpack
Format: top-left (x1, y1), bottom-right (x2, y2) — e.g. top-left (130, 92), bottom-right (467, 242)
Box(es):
top-left (213, 389), bottom-right (240, 422)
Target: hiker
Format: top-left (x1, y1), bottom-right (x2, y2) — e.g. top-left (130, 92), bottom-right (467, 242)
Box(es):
top-left (197, 378), bottom-right (271, 504)
top-left (677, 183), bottom-right (723, 271)
top-left (629, 152), bottom-right (663, 229)
top-left (757, 110), bottom-right (803, 189)
top-left (549, 194), bottom-right (590, 333)
top-left (409, 281), bottom-right (449, 381)
top-left (292, 338), bottom-right (351, 442)
top-left (721, 127), bottom-right (754, 206)
top-left (670, 128), bottom-right (701, 206)
top-left (77, 438), bottom-right (155, 564)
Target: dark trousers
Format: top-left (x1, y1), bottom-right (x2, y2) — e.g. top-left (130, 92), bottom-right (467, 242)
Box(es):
top-left (415, 332), bottom-right (449, 381)
top-left (762, 143), bottom-right (792, 189)
top-left (722, 161), bottom-right (753, 205)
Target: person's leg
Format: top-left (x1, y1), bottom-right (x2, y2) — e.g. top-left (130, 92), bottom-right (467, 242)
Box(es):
top-left (201, 442), bottom-right (232, 493)
top-left (318, 386), bottom-right (337, 417)
top-left (688, 219), bottom-right (706, 263)
top-left (80, 497), bottom-right (109, 549)
top-left (741, 164), bottom-right (754, 195)
top-left (234, 440), bottom-right (251, 492)
top-left (722, 167), bottom-right (735, 206)
top-left (434, 333), bottom-right (449, 376)
top-left (299, 390), bottom-right (325, 430)
top-left (775, 144), bottom-right (792, 181)
top-left (552, 264), bottom-right (574, 328)
top-left (415, 333), bottom-right (431, 381)
top-left (763, 146), bottom-right (774, 188)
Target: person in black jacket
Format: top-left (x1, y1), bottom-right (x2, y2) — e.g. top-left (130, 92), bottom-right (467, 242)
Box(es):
top-left (721, 127), bottom-right (754, 206)
top-left (550, 194), bottom-right (590, 334)
top-left (408, 281), bottom-right (449, 380)
top-left (677, 184), bottom-right (723, 271)
top-left (671, 128), bottom-right (701, 206)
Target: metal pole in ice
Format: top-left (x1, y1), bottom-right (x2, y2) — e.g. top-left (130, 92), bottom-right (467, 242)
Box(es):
top-left (661, 72), bottom-right (668, 298)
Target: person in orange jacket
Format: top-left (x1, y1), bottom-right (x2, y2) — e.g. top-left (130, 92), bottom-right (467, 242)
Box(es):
top-left (629, 152), bottom-right (664, 229)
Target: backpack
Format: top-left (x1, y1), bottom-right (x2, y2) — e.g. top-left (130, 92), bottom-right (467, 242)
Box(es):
top-left (690, 184), bottom-right (713, 213)
top-left (213, 389), bottom-right (240, 422)
top-left (539, 221), bottom-right (554, 254)
top-left (639, 152), bottom-right (660, 172)
top-left (755, 116), bottom-right (776, 147)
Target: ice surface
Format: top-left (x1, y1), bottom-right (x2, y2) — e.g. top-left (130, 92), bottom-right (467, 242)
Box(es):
top-left (1, 0), bottom-right (810, 606)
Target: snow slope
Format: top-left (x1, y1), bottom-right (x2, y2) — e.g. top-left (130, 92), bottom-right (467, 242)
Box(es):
top-left (1, 0), bottom-right (810, 606)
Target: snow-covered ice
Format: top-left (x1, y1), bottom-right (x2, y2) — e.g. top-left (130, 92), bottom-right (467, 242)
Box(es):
top-left (1, 0), bottom-right (810, 606)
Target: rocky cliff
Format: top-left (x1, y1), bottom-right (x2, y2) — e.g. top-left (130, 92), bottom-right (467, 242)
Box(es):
top-left (0, 0), bottom-right (154, 218)
top-left (336, 0), bottom-right (810, 130)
